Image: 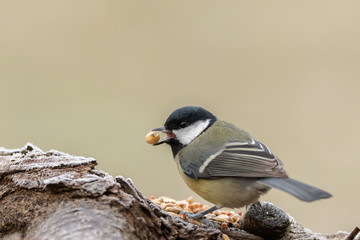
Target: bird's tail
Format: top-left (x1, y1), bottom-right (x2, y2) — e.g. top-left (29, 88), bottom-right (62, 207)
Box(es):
top-left (259, 177), bottom-right (332, 202)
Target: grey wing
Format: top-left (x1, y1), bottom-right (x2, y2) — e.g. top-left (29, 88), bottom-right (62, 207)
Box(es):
top-left (180, 139), bottom-right (288, 179)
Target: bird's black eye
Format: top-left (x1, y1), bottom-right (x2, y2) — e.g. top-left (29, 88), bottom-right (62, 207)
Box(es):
top-left (180, 122), bottom-right (187, 128)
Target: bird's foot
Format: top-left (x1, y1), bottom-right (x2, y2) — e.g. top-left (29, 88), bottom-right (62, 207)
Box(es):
top-left (179, 211), bottom-right (203, 219)
top-left (179, 211), bottom-right (215, 227)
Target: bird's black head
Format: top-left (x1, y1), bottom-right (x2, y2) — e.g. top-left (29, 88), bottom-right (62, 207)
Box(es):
top-left (164, 106), bottom-right (217, 131)
top-left (152, 106), bottom-right (217, 156)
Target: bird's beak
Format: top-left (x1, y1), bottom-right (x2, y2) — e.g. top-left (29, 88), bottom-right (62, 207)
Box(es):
top-left (152, 126), bottom-right (175, 145)
top-left (152, 126), bottom-right (168, 132)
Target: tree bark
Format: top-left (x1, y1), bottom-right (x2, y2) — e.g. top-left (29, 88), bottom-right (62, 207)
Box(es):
top-left (0, 144), bottom-right (354, 240)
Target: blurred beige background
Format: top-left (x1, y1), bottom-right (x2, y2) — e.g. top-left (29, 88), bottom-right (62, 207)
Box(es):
top-left (1, 1), bottom-right (359, 233)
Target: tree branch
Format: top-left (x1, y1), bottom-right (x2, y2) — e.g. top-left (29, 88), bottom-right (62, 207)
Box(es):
top-left (0, 144), bottom-right (354, 240)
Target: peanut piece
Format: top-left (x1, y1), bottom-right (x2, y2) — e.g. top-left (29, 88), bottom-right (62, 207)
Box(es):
top-left (145, 131), bottom-right (160, 144)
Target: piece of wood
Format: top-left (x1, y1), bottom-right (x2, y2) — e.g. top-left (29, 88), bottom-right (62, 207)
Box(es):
top-left (0, 144), bottom-right (354, 240)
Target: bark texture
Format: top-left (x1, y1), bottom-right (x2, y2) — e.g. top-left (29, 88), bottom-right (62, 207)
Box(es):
top-left (0, 144), bottom-right (355, 240)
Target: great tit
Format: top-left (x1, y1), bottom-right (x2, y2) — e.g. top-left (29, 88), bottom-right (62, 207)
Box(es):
top-left (152, 106), bottom-right (332, 219)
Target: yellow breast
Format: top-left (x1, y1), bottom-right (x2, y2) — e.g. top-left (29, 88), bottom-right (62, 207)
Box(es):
top-left (174, 155), bottom-right (270, 208)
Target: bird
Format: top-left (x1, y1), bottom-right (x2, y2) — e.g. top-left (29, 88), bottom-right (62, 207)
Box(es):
top-left (151, 106), bottom-right (332, 219)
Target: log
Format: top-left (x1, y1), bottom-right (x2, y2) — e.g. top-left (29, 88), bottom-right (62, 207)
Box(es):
top-left (0, 144), bottom-right (354, 240)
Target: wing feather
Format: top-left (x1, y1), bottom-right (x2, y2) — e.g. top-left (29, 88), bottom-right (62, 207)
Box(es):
top-left (180, 139), bottom-right (287, 179)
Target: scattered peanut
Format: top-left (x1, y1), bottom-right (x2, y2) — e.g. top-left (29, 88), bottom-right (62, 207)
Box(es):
top-left (230, 214), bottom-right (241, 223)
top-left (210, 214), bottom-right (230, 222)
top-left (164, 206), bottom-right (183, 213)
top-left (186, 196), bottom-right (194, 204)
top-left (159, 196), bottom-right (176, 203)
top-left (145, 131), bottom-right (160, 144)
top-left (189, 202), bottom-right (203, 211)
top-left (222, 233), bottom-right (230, 240)
top-left (147, 195), bottom-right (242, 227)
top-left (167, 212), bottom-right (179, 217)
top-left (192, 207), bottom-right (206, 213)
top-left (175, 200), bottom-right (188, 209)
top-left (232, 222), bottom-right (240, 228)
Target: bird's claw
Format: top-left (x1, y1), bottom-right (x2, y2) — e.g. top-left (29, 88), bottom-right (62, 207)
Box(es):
top-left (198, 218), bottom-right (215, 228)
top-left (180, 211), bottom-right (198, 219)
top-left (179, 211), bottom-right (215, 227)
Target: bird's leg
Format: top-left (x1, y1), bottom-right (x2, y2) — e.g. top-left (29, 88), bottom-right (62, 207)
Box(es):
top-left (181, 205), bottom-right (220, 219)
top-left (180, 205), bottom-right (221, 227)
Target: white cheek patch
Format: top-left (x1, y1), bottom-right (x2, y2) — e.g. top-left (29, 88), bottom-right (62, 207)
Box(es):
top-left (172, 119), bottom-right (211, 145)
